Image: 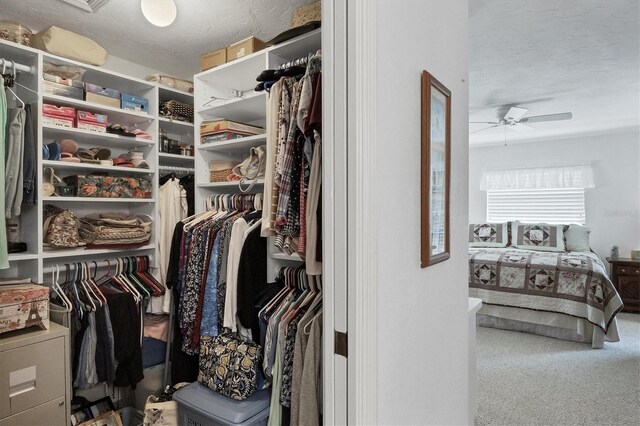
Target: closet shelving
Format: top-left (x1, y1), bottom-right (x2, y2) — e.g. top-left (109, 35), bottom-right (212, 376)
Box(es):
top-left (194, 28), bottom-right (321, 276)
top-left (0, 37), bottom-right (198, 284)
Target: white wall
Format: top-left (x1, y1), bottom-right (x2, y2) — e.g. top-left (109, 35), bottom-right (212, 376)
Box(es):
top-left (102, 55), bottom-right (168, 80)
top-left (375, 0), bottom-right (469, 424)
top-left (469, 130), bottom-right (640, 261)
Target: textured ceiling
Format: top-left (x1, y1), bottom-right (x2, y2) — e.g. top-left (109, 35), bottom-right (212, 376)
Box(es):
top-left (470, 0), bottom-right (640, 145)
top-left (0, 0), bottom-right (315, 79)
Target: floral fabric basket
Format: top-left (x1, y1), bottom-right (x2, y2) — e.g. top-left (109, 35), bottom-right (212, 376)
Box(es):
top-left (64, 175), bottom-right (152, 199)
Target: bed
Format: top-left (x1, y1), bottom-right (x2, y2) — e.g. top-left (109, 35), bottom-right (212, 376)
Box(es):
top-left (468, 222), bottom-right (624, 348)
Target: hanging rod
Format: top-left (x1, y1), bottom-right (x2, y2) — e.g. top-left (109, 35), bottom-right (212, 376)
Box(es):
top-left (159, 165), bottom-right (195, 172)
top-left (0, 58), bottom-right (34, 74)
top-left (42, 256), bottom-right (152, 275)
top-left (277, 55), bottom-right (309, 70)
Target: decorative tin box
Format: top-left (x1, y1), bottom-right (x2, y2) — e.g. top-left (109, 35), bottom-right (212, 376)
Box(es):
top-left (0, 284), bottom-right (49, 335)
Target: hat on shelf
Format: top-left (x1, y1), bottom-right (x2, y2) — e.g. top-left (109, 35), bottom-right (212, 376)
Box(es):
top-left (266, 1), bottom-right (321, 46)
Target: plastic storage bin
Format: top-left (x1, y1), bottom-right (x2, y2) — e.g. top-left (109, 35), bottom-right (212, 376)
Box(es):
top-left (173, 382), bottom-right (270, 426)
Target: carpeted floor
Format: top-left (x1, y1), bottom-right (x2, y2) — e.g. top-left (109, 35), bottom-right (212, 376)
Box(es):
top-left (475, 313), bottom-right (640, 426)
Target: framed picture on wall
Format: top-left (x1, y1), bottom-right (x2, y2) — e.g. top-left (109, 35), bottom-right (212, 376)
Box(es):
top-left (421, 70), bottom-right (451, 268)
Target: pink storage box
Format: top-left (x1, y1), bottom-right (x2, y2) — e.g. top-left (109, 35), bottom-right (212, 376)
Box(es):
top-left (77, 110), bottom-right (108, 133)
top-left (43, 104), bottom-right (76, 128)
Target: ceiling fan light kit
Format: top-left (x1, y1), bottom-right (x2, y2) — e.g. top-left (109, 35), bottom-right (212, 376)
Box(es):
top-left (141, 0), bottom-right (177, 27)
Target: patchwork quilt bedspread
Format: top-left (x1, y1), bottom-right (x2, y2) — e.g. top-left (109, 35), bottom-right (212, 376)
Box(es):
top-left (469, 248), bottom-right (623, 332)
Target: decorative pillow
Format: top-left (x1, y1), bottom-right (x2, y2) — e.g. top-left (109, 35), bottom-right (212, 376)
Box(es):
top-left (564, 224), bottom-right (591, 252)
top-left (512, 221), bottom-right (565, 252)
top-left (469, 222), bottom-right (510, 247)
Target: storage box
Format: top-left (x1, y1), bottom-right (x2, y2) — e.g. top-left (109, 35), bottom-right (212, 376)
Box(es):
top-left (121, 93), bottom-right (149, 114)
top-left (43, 74), bottom-right (84, 100)
top-left (227, 36), bottom-right (266, 61)
top-left (173, 382), bottom-right (270, 426)
top-left (0, 284), bottom-right (49, 335)
top-left (201, 120), bottom-right (264, 136)
top-left (200, 48), bottom-right (227, 71)
top-left (84, 83), bottom-right (121, 108)
top-left (64, 175), bottom-right (152, 199)
top-left (43, 104), bottom-right (76, 128)
top-left (77, 110), bottom-right (107, 133)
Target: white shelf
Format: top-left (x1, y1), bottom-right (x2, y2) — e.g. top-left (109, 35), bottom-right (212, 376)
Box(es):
top-left (271, 252), bottom-right (304, 262)
top-left (43, 94), bottom-right (153, 125)
top-left (42, 124), bottom-right (155, 148)
top-left (269, 28), bottom-right (322, 62)
top-left (42, 245), bottom-right (155, 260)
top-left (43, 197), bottom-right (155, 203)
top-left (197, 91), bottom-right (266, 123)
top-left (159, 153), bottom-right (195, 165)
top-left (197, 180), bottom-right (264, 189)
top-left (43, 52), bottom-right (156, 94)
top-left (198, 134), bottom-right (266, 153)
top-left (158, 85), bottom-right (194, 104)
top-left (42, 160), bottom-right (155, 175)
top-left (8, 253), bottom-right (39, 262)
top-left (195, 50), bottom-right (267, 89)
top-left (158, 116), bottom-right (194, 128)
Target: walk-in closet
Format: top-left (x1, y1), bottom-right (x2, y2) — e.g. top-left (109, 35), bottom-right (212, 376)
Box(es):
top-left (0, 1), bottom-right (341, 424)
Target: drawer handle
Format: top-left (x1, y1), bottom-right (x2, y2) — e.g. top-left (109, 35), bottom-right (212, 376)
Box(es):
top-left (58, 400), bottom-right (65, 407)
top-left (620, 268), bottom-right (627, 273)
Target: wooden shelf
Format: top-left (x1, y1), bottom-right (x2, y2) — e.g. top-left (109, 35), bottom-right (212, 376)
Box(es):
top-left (42, 124), bottom-right (155, 148)
top-left (271, 252), bottom-right (304, 262)
top-left (43, 94), bottom-right (153, 125)
top-left (196, 92), bottom-right (266, 123)
top-left (198, 134), bottom-right (266, 153)
top-left (158, 116), bottom-right (194, 128)
top-left (197, 180), bottom-right (264, 191)
top-left (195, 50), bottom-right (267, 90)
top-left (8, 253), bottom-right (39, 262)
top-left (42, 160), bottom-right (154, 175)
top-left (43, 197), bottom-right (155, 203)
top-left (42, 245), bottom-right (155, 259)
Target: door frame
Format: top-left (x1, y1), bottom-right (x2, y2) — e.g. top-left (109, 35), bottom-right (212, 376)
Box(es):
top-left (323, 0), bottom-right (379, 424)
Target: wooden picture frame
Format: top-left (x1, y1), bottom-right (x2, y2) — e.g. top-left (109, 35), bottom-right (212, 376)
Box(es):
top-left (421, 70), bottom-right (451, 267)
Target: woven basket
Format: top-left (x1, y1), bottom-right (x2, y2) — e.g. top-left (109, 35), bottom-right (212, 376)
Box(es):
top-left (209, 160), bottom-right (237, 182)
top-left (210, 168), bottom-right (233, 182)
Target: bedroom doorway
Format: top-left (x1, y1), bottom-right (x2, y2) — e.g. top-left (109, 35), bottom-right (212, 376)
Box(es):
top-left (468, 0), bottom-right (640, 424)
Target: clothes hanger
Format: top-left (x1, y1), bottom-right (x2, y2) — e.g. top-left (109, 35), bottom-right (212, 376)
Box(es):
top-left (88, 261), bottom-right (107, 306)
top-left (4, 63), bottom-right (24, 109)
top-left (77, 262), bottom-right (97, 312)
top-left (81, 262), bottom-right (102, 308)
top-left (51, 264), bottom-right (73, 312)
top-left (115, 258), bottom-right (142, 302)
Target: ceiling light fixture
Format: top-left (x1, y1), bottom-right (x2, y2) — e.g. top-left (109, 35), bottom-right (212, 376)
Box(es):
top-left (141, 0), bottom-right (177, 27)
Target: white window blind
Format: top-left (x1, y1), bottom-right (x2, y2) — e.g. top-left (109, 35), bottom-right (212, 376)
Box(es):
top-left (487, 188), bottom-right (586, 224)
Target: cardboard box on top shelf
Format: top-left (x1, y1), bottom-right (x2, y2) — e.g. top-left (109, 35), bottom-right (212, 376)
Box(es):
top-left (226, 36), bottom-right (266, 62)
top-left (200, 48), bottom-right (227, 71)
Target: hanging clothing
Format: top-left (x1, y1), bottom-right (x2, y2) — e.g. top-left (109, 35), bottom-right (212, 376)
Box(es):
top-left (5, 107), bottom-right (25, 218)
top-left (22, 104), bottom-right (36, 205)
top-left (106, 291), bottom-right (144, 388)
top-left (155, 177), bottom-right (188, 314)
top-left (0, 79), bottom-right (8, 269)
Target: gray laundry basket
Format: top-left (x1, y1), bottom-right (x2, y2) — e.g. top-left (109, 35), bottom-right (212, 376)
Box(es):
top-left (173, 382), bottom-right (270, 426)
top-left (117, 407), bottom-right (144, 426)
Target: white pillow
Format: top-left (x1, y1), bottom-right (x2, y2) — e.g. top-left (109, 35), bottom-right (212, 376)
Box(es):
top-left (564, 224), bottom-right (591, 252)
top-left (512, 221), bottom-right (565, 252)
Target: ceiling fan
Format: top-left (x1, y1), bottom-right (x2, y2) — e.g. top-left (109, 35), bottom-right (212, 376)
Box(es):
top-left (470, 106), bottom-right (573, 134)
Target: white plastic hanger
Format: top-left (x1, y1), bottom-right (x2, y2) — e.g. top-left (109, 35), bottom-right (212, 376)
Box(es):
top-left (51, 264), bottom-right (73, 312)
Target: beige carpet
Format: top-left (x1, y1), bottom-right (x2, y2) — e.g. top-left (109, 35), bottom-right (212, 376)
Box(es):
top-left (475, 313), bottom-right (640, 426)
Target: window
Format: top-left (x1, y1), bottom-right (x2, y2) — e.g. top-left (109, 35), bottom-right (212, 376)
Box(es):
top-left (487, 188), bottom-right (586, 224)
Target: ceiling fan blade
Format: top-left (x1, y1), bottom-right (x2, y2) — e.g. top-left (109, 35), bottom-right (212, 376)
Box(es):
top-left (470, 125), bottom-right (500, 134)
top-left (519, 112), bottom-right (573, 123)
top-left (509, 123), bottom-right (534, 132)
top-left (469, 121), bottom-right (500, 124)
top-left (504, 106), bottom-right (528, 121)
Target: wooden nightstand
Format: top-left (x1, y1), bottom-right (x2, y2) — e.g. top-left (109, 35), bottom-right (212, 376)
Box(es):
top-left (607, 257), bottom-right (640, 313)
